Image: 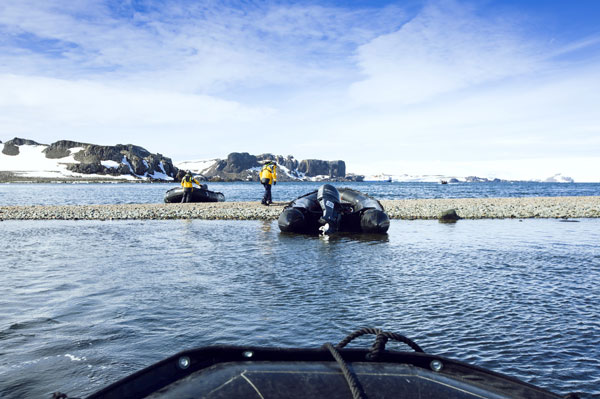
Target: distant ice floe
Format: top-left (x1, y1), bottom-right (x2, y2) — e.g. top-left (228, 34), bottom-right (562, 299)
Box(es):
top-left (541, 173), bottom-right (574, 183)
top-left (364, 173), bottom-right (459, 183)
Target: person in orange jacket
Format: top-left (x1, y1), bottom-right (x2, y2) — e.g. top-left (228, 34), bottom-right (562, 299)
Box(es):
top-left (259, 161), bottom-right (277, 205)
top-left (180, 171), bottom-right (202, 203)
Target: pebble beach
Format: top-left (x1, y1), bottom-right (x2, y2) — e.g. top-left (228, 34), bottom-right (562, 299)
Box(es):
top-left (1, 196), bottom-right (599, 220)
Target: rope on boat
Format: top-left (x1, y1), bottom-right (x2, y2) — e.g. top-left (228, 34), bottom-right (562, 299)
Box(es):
top-left (324, 328), bottom-right (424, 399)
top-left (336, 327), bottom-right (424, 358)
top-left (323, 342), bottom-right (366, 399)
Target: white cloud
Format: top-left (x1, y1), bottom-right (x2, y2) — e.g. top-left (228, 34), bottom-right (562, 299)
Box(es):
top-left (0, 0), bottom-right (599, 181)
top-left (349, 0), bottom-right (543, 105)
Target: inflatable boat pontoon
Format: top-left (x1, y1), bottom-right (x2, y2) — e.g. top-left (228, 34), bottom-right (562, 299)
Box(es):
top-left (164, 186), bottom-right (225, 203)
top-left (72, 327), bottom-right (577, 399)
top-left (278, 184), bottom-right (390, 235)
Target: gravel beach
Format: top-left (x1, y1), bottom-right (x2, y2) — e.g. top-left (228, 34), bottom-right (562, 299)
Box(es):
top-left (1, 196), bottom-right (599, 220)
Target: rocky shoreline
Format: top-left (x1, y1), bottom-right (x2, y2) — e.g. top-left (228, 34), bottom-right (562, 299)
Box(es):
top-left (1, 196), bottom-right (599, 221)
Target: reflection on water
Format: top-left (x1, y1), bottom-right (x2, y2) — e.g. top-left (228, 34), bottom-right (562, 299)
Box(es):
top-left (0, 219), bottom-right (599, 398)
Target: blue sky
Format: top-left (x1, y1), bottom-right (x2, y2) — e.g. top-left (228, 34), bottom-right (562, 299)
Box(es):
top-left (1, 0), bottom-right (599, 181)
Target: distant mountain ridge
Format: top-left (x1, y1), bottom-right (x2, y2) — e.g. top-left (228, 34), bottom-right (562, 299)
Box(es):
top-left (0, 138), bottom-right (353, 182)
top-left (1, 137), bottom-right (177, 181)
top-left (0, 137), bottom-right (578, 183)
top-left (176, 152), bottom-right (354, 182)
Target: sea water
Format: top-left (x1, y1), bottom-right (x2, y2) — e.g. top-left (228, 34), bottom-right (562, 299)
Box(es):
top-left (1, 181), bottom-right (600, 206)
top-left (1, 218), bottom-right (599, 398)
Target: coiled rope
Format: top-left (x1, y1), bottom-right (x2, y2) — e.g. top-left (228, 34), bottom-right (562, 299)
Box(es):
top-left (337, 327), bottom-right (424, 359)
top-left (324, 327), bottom-right (424, 399)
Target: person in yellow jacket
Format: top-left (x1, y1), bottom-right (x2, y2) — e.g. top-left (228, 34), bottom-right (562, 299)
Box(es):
top-left (259, 161), bottom-right (277, 205)
top-left (180, 171), bottom-right (202, 203)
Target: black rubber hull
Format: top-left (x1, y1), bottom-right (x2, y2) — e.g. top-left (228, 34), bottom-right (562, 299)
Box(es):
top-left (278, 187), bottom-right (390, 234)
top-left (164, 187), bottom-right (225, 203)
top-left (86, 345), bottom-right (565, 399)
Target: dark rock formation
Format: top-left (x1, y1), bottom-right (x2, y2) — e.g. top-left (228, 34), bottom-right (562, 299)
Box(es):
top-left (298, 159), bottom-right (346, 178)
top-left (256, 154), bottom-right (298, 171)
top-left (439, 209), bottom-right (461, 223)
top-left (2, 137), bottom-right (178, 180)
top-left (328, 160), bottom-right (346, 178)
top-left (344, 173), bottom-right (365, 182)
top-left (2, 143), bottom-right (19, 156)
top-left (222, 152), bottom-right (258, 173)
top-left (193, 153), bottom-right (347, 182)
top-left (65, 143), bottom-right (177, 179)
top-left (2, 137), bottom-right (44, 156)
top-left (43, 140), bottom-right (89, 159)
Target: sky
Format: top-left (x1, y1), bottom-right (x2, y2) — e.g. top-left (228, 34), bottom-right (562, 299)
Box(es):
top-left (1, 0), bottom-right (599, 181)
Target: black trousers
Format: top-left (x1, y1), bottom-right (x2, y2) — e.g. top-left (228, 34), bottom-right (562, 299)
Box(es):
top-left (181, 188), bottom-right (193, 203)
top-left (262, 183), bottom-right (272, 204)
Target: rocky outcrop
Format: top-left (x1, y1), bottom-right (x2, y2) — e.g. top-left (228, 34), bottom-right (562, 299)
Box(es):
top-left (43, 140), bottom-right (89, 159)
top-left (298, 159), bottom-right (345, 177)
top-left (438, 209), bottom-right (461, 223)
top-left (2, 137), bottom-right (178, 180)
top-left (3, 138), bottom-right (349, 182)
top-left (2, 138), bottom-right (44, 156)
top-left (195, 152), bottom-right (348, 182)
top-left (256, 154), bottom-right (298, 171)
top-left (65, 143), bottom-right (176, 179)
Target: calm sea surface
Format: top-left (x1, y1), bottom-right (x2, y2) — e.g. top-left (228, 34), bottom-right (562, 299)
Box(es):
top-left (1, 182), bottom-right (600, 398)
top-left (1, 218), bottom-right (599, 398)
top-left (1, 181), bottom-right (600, 206)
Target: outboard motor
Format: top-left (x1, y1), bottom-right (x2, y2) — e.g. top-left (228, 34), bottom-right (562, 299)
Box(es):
top-left (317, 184), bottom-right (342, 235)
top-left (360, 209), bottom-right (390, 234)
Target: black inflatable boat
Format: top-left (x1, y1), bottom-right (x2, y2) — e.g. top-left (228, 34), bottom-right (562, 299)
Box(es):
top-left (164, 186), bottom-right (225, 203)
top-left (278, 184), bottom-right (390, 235)
top-left (75, 328), bottom-right (576, 399)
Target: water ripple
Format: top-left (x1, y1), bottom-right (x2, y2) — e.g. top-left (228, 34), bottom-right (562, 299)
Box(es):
top-left (1, 219), bottom-right (599, 398)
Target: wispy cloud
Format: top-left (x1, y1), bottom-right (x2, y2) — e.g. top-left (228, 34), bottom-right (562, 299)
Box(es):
top-left (349, 0), bottom-right (546, 105)
top-left (0, 0), bottom-right (599, 180)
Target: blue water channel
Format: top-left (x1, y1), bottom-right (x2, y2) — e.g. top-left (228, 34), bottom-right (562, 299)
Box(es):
top-left (1, 218), bottom-right (599, 398)
top-left (2, 181), bottom-right (600, 206)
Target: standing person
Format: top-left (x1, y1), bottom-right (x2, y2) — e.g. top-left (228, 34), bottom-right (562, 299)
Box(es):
top-left (181, 171), bottom-right (202, 203)
top-left (259, 161), bottom-right (277, 205)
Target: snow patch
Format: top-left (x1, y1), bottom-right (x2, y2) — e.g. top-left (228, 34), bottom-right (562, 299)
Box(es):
top-left (175, 159), bottom-right (218, 175)
top-left (147, 169), bottom-right (173, 180)
top-left (101, 160), bottom-right (120, 169)
top-left (0, 144), bottom-right (79, 172)
top-left (121, 156), bottom-right (134, 174)
top-left (1, 143), bottom-right (173, 181)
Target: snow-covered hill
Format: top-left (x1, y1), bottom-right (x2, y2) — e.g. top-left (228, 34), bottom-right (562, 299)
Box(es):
top-left (1, 138), bottom-right (176, 181)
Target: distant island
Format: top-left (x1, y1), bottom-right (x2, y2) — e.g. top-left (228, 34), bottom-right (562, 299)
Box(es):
top-left (0, 137), bottom-right (576, 183)
top-left (0, 137), bottom-right (355, 183)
